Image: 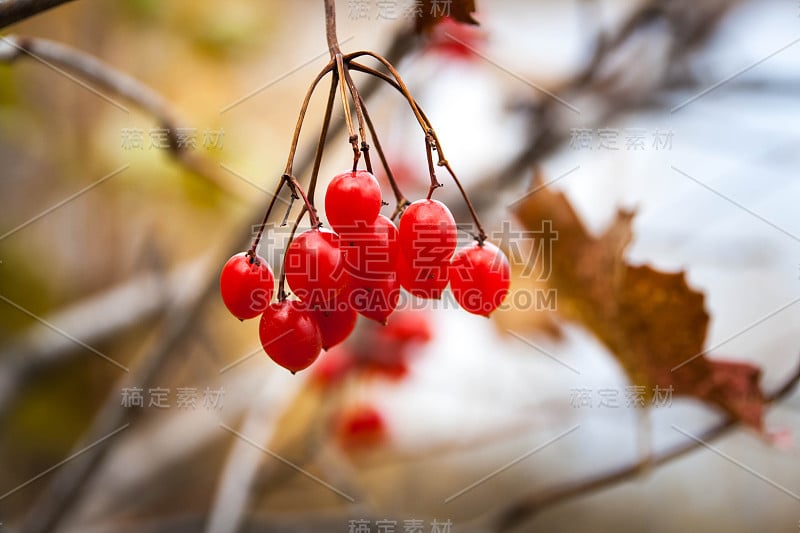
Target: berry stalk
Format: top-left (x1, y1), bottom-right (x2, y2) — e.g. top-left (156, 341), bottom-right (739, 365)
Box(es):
top-left (347, 61), bottom-right (487, 241)
top-left (307, 72), bottom-right (339, 205)
top-left (355, 91), bottom-right (410, 219)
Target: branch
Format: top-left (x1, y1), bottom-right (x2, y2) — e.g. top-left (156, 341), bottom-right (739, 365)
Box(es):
top-left (0, 0), bottom-right (76, 29)
top-left (18, 253), bottom-right (217, 533)
top-left (490, 360), bottom-right (800, 532)
top-left (445, 0), bottom-right (740, 221)
top-left (0, 257), bottom-right (206, 421)
top-left (0, 35), bottom-right (241, 198)
top-left (204, 369), bottom-right (295, 533)
top-left (44, 363), bottom-right (272, 528)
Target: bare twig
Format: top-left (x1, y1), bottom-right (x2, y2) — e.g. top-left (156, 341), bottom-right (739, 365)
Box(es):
top-left (204, 369), bottom-right (296, 533)
top-left (53, 362), bottom-right (270, 526)
top-left (0, 258), bottom-right (207, 420)
top-left (0, 0), bottom-right (76, 29)
top-left (490, 359), bottom-right (800, 531)
top-left (443, 0), bottom-right (739, 225)
top-left (20, 253), bottom-right (214, 533)
top-left (0, 35), bottom-right (239, 197)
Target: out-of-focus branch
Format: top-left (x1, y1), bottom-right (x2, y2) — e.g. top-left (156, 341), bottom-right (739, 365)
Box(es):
top-left (451, 0), bottom-right (742, 219)
top-left (0, 258), bottom-right (206, 420)
top-left (490, 359), bottom-right (800, 532)
top-left (204, 370), bottom-right (300, 533)
top-left (0, 0), bottom-right (76, 29)
top-left (0, 35), bottom-right (241, 198)
top-left (19, 253), bottom-right (215, 533)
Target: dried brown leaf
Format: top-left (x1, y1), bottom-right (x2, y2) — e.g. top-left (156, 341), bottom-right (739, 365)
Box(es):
top-left (514, 171), bottom-right (765, 429)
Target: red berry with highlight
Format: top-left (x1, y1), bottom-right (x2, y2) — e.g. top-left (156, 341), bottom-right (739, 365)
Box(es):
top-left (449, 241), bottom-right (511, 317)
top-left (398, 199), bottom-right (457, 268)
top-left (284, 228), bottom-right (348, 305)
top-left (219, 252), bottom-right (275, 320)
top-left (325, 170), bottom-right (383, 233)
top-left (259, 300), bottom-right (322, 373)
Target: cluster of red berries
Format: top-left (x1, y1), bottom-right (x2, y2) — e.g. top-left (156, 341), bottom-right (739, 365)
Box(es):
top-left (219, 169), bottom-right (510, 374)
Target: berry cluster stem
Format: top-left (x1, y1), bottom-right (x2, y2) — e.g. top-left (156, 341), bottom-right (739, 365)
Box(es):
top-left (335, 54), bottom-right (360, 168)
top-left (346, 60), bottom-right (487, 241)
top-left (307, 72), bottom-right (339, 204)
top-left (287, 175), bottom-right (319, 228)
top-left (277, 205), bottom-right (308, 301)
top-left (425, 133), bottom-right (442, 199)
top-left (356, 91), bottom-right (409, 219)
top-left (283, 63), bottom-right (334, 178)
top-left (251, 0), bottom-right (492, 265)
top-left (248, 177), bottom-right (287, 256)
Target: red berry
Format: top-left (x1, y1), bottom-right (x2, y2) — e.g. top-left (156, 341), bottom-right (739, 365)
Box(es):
top-left (426, 16), bottom-right (484, 61)
top-left (398, 199), bottom-right (457, 269)
top-left (219, 252), bottom-right (275, 320)
top-left (397, 250), bottom-right (449, 299)
top-left (347, 274), bottom-right (401, 325)
top-left (449, 241), bottom-right (511, 317)
top-left (284, 228), bottom-right (348, 305)
top-left (364, 360), bottom-right (409, 381)
top-left (382, 309), bottom-right (433, 344)
top-left (312, 302), bottom-right (358, 351)
top-left (336, 404), bottom-right (387, 449)
top-left (259, 300), bottom-right (322, 373)
top-left (325, 170), bottom-right (382, 233)
top-left (311, 346), bottom-right (355, 386)
top-left (339, 215), bottom-right (399, 281)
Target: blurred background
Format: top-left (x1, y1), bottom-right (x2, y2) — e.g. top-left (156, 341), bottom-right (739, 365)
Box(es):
top-left (1, 0), bottom-right (799, 531)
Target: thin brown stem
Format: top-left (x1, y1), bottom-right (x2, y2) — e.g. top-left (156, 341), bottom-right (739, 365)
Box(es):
top-left (355, 92), bottom-right (409, 216)
top-left (248, 176), bottom-right (289, 256)
top-left (345, 50), bottom-right (428, 132)
top-left (335, 54), bottom-right (360, 169)
top-left (276, 173), bottom-right (321, 300)
top-left (280, 189), bottom-right (298, 227)
top-left (348, 60), bottom-right (487, 238)
top-left (307, 71), bottom-right (339, 211)
top-left (277, 206), bottom-right (308, 301)
top-left (287, 175), bottom-right (319, 228)
top-left (342, 63), bottom-right (371, 170)
top-left (324, 0), bottom-right (360, 168)
top-left (425, 133), bottom-right (441, 199)
top-left (283, 62), bottom-right (335, 176)
top-left (324, 0), bottom-right (341, 57)
top-left (441, 160), bottom-right (487, 242)
top-left (347, 62), bottom-right (446, 163)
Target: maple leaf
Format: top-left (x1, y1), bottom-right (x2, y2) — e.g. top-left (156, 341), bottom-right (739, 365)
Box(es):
top-left (415, 0), bottom-right (479, 34)
top-left (513, 171), bottom-right (765, 429)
